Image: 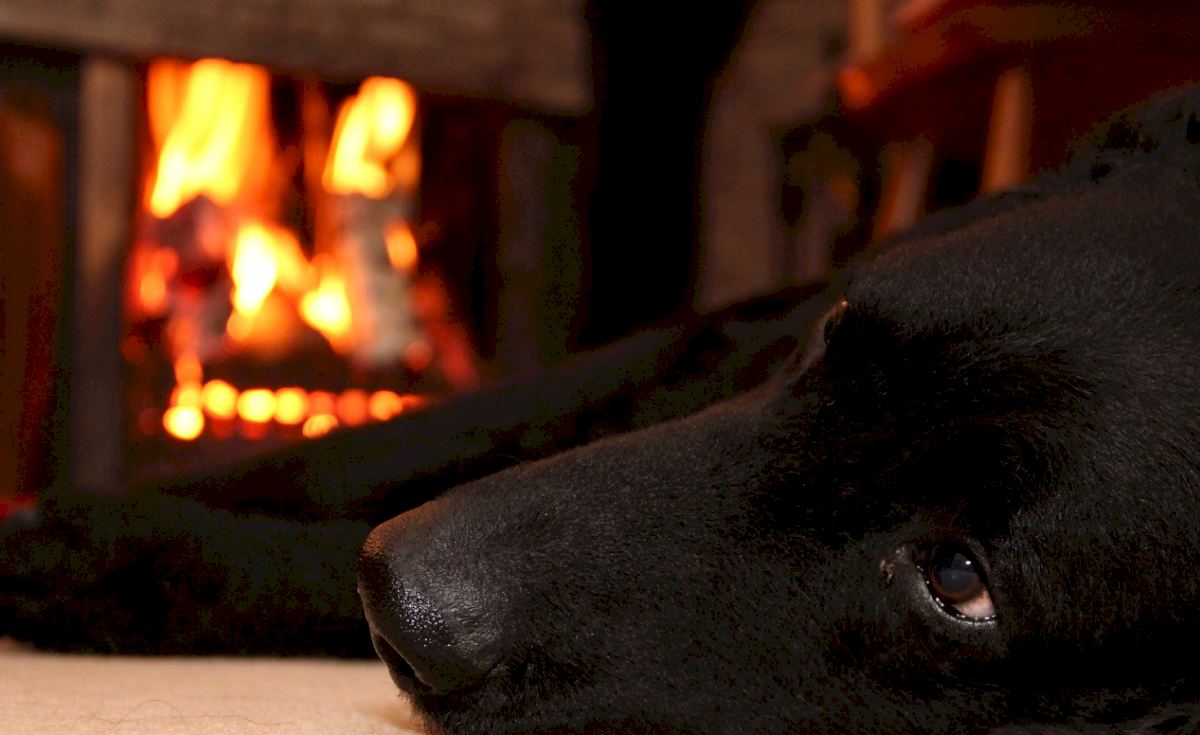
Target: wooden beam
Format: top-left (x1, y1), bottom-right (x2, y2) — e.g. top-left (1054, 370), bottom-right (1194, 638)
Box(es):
top-left (74, 57), bottom-right (135, 491)
top-left (0, 0), bottom-right (589, 114)
top-left (981, 66), bottom-right (1032, 194)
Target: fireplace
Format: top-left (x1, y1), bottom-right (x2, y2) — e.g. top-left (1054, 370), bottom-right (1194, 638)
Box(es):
top-left (0, 1), bottom-right (815, 503)
top-left (0, 1), bottom-right (603, 500)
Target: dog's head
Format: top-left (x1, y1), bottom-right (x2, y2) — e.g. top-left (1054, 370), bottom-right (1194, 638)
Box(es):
top-left (357, 94), bottom-right (1200, 734)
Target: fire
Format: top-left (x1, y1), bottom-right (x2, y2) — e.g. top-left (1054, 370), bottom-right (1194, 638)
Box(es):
top-left (138, 59), bottom-right (448, 444)
top-left (237, 389), bottom-right (277, 423)
top-left (146, 59), bottom-right (272, 218)
top-left (323, 77), bottom-right (418, 198)
top-left (385, 221), bottom-right (419, 273)
top-left (133, 247), bottom-right (179, 316)
top-left (163, 406), bottom-right (204, 440)
top-left (336, 389), bottom-right (369, 426)
top-left (201, 379), bottom-right (239, 419)
top-left (298, 256), bottom-right (354, 351)
top-left (229, 223), bottom-right (280, 317)
top-left (164, 353), bottom-right (206, 440)
top-left (303, 414), bottom-right (339, 439)
top-left (368, 390), bottom-right (405, 421)
top-left (162, 375), bottom-right (428, 441)
top-left (274, 388), bottom-right (309, 425)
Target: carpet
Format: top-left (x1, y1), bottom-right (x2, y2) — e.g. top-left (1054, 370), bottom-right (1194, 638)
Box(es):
top-left (0, 640), bottom-right (426, 734)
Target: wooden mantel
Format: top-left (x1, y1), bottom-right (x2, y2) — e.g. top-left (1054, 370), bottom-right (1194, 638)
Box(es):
top-left (0, 0), bottom-right (589, 114)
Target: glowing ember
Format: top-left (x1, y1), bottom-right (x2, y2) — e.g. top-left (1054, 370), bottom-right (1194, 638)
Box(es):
top-left (236, 389), bottom-right (276, 423)
top-left (274, 388), bottom-right (309, 425)
top-left (308, 391), bottom-right (337, 417)
top-left (336, 389), bottom-right (370, 426)
top-left (201, 379), bottom-right (239, 420)
top-left (171, 381), bottom-right (203, 410)
top-left (163, 406), bottom-right (204, 440)
top-left (368, 390), bottom-right (404, 421)
top-left (303, 414), bottom-right (339, 439)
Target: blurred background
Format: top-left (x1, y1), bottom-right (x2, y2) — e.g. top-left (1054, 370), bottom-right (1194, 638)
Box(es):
top-left (1, 0), bottom-right (1198, 508)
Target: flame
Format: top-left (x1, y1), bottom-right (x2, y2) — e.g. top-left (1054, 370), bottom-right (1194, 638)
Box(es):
top-left (323, 77), bottom-right (417, 197)
top-left (229, 223), bottom-right (279, 317)
top-left (147, 59), bottom-right (272, 218)
top-left (174, 352), bottom-right (204, 385)
top-left (134, 247), bottom-right (179, 316)
top-left (298, 256), bottom-right (354, 351)
top-left (385, 220), bottom-right (418, 273)
top-left (226, 221), bottom-right (318, 346)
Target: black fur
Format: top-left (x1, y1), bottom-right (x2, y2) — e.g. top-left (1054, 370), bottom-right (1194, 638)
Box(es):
top-left (0, 287), bottom-right (822, 655)
top-left (6, 89), bottom-right (1200, 733)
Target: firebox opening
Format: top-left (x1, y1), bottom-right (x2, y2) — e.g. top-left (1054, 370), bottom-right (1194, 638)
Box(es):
top-left (124, 58), bottom-right (493, 476)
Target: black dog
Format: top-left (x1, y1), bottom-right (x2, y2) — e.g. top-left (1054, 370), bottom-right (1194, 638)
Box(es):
top-left (354, 91), bottom-right (1200, 733)
top-left (6, 90), bottom-right (1200, 734)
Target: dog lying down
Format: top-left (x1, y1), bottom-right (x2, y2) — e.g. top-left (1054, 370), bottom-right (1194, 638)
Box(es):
top-left (5, 88), bottom-right (1200, 734)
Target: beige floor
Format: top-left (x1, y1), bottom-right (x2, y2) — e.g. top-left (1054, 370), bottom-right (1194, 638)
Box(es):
top-left (0, 641), bottom-right (426, 734)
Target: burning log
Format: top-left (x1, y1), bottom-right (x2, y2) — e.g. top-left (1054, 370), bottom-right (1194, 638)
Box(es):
top-left (324, 191), bottom-right (422, 370)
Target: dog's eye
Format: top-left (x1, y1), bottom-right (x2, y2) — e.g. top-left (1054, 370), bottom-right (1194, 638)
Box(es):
top-left (800, 300), bottom-right (849, 371)
top-left (927, 544), bottom-right (996, 620)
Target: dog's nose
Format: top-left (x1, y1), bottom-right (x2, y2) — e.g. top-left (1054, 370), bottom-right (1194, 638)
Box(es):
top-left (357, 505), bottom-right (503, 694)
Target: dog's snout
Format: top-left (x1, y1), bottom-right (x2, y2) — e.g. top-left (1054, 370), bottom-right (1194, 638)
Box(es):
top-left (357, 507), bottom-right (503, 695)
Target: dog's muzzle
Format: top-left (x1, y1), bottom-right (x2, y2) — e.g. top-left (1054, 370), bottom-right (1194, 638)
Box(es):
top-left (357, 503), bottom-right (504, 695)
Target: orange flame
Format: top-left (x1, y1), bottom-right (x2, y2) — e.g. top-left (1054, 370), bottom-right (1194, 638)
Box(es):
top-left (323, 77), bottom-right (417, 198)
top-left (385, 221), bottom-right (419, 273)
top-left (225, 221), bottom-right (317, 345)
top-left (298, 255), bottom-right (354, 351)
top-left (134, 247), bottom-right (179, 317)
top-left (147, 59), bottom-right (272, 218)
top-left (229, 223), bottom-right (279, 317)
